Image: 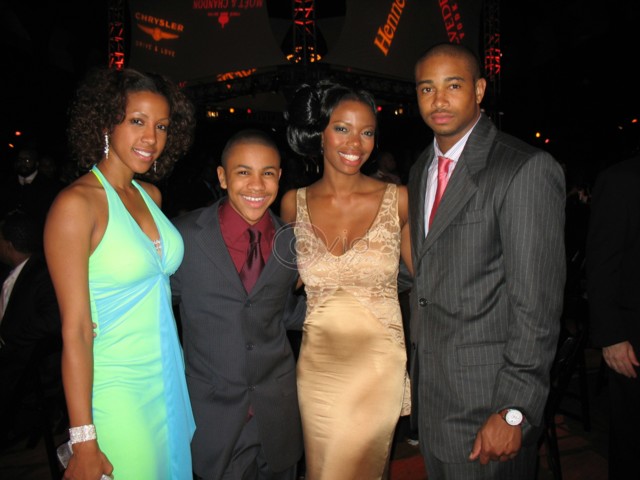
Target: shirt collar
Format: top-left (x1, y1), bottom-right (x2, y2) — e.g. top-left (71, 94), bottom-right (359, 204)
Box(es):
top-left (218, 199), bottom-right (273, 243)
top-left (434, 114), bottom-right (481, 163)
top-left (18, 170), bottom-right (38, 185)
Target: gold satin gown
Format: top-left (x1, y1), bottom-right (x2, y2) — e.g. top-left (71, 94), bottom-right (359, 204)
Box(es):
top-left (294, 183), bottom-right (411, 480)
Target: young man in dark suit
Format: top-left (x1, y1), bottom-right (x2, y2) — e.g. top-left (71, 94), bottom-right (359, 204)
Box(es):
top-left (407, 43), bottom-right (566, 479)
top-left (171, 129), bottom-right (304, 480)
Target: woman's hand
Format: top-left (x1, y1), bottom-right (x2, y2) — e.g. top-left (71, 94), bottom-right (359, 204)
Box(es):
top-left (63, 441), bottom-right (113, 480)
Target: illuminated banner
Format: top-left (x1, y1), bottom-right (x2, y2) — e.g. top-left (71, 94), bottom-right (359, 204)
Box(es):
top-left (128, 0), bottom-right (482, 84)
top-left (321, 0), bottom-right (482, 81)
top-left (128, 0), bottom-right (288, 83)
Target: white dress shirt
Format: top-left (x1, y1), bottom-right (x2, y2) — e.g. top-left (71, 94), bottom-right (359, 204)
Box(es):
top-left (0, 258), bottom-right (28, 323)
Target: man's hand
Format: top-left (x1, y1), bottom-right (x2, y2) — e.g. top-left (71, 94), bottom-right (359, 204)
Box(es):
top-left (603, 341), bottom-right (639, 378)
top-left (469, 413), bottom-right (522, 464)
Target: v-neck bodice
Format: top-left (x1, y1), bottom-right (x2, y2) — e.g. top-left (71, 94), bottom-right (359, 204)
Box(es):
top-left (90, 165), bottom-right (183, 273)
top-left (294, 183), bottom-right (404, 344)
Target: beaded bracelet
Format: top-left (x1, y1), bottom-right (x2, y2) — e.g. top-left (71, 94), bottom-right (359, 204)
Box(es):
top-left (69, 424), bottom-right (97, 444)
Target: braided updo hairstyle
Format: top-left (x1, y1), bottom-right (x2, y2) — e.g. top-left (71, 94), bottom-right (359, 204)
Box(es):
top-left (285, 81), bottom-right (378, 158)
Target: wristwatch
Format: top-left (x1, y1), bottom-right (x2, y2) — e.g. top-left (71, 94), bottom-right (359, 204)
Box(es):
top-left (501, 408), bottom-right (524, 426)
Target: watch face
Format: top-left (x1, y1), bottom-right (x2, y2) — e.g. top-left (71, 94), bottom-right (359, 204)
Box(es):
top-left (505, 409), bottom-right (523, 426)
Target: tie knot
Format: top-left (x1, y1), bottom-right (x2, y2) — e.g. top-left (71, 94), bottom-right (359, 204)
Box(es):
top-left (437, 156), bottom-right (453, 176)
top-left (247, 227), bottom-right (261, 245)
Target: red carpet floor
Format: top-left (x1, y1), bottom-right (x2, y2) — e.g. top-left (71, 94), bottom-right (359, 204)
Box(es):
top-left (391, 453), bottom-right (428, 480)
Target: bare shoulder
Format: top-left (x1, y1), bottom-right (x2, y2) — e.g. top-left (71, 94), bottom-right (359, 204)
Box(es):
top-left (49, 172), bottom-right (103, 217)
top-left (280, 188), bottom-right (298, 224)
top-left (364, 175), bottom-right (389, 193)
top-left (45, 173), bottom-right (104, 244)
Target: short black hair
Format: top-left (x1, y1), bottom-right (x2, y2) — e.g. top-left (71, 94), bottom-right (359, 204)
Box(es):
top-left (415, 42), bottom-right (483, 81)
top-left (220, 129), bottom-right (280, 168)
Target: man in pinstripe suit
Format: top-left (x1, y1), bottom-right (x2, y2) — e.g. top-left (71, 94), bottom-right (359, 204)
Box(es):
top-left (171, 130), bottom-right (304, 480)
top-left (407, 43), bottom-right (565, 479)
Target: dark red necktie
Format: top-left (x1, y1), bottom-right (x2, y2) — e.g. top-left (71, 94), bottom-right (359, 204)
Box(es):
top-left (428, 156), bottom-right (453, 227)
top-left (239, 227), bottom-right (264, 293)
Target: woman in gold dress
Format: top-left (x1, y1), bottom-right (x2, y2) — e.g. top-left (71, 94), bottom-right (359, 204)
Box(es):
top-left (280, 81), bottom-right (412, 480)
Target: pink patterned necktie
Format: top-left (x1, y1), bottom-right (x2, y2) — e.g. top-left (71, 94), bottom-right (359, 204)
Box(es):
top-left (239, 227), bottom-right (264, 293)
top-left (428, 156), bottom-right (453, 227)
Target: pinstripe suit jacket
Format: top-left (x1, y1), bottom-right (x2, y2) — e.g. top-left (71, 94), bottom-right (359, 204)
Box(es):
top-left (171, 199), bottom-right (304, 479)
top-left (407, 114), bottom-right (566, 462)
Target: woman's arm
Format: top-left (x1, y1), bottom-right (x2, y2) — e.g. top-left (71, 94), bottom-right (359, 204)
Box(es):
top-left (397, 185), bottom-right (413, 276)
top-left (44, 186), bottom-right (113, 479)
top-left (279, 189), bottom-right (304, 290)
top-left (279, 188), bottom-right (297, 224)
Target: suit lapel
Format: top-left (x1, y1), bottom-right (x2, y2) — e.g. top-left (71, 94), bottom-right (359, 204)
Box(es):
top-left (193, 203), bottom-right (246, 294)
top-left (192, 205), bottom-right (293, 296)
top-left (409, 148), bottom-right (434, 259)
top-left (251, 211), bottom-right (294, 292)
top-left (422, 161), bottom-right (477, 251)
top-left (420, 114), bottom-right (497, 252)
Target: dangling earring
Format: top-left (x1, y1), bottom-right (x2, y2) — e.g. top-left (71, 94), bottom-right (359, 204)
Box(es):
top-left (153, 161), bottom-right (157, 173)
top-left (103, 133), bottom-right (109, 159)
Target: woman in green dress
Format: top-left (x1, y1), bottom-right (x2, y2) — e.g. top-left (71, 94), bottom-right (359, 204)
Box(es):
top-left (45, 68), bottom-right (195, 480)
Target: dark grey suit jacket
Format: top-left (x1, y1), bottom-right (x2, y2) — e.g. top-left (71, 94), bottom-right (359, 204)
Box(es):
top-left (171, 200), bottom-right (304, 479)
top-left (407, 114), bottom-right (566, 462)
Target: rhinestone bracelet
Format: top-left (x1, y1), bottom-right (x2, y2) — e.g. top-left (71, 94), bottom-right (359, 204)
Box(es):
top-left (69, 424), bottom-right (97, 444)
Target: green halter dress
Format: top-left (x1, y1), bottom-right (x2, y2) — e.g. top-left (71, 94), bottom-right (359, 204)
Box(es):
top-left (89, 166), bottom-right (195, 479)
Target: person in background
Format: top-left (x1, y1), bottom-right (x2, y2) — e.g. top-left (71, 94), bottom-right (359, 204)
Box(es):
top-left (408, 42), bottom-right (565, 479)
top-left (172, 129), bottom-right (305, 480)
top-left (44, 67), bottom-right (196, 480)
top-left (280, 81), bottom-right (412, 480)
top-left (0, 210), bottom-right (61, 446)
top-left (370, 150), bottom-right (402, 185)
top-left (0, 145), bottom-right (63, 231)
top-left (586, 154), bottom-right (640, 480)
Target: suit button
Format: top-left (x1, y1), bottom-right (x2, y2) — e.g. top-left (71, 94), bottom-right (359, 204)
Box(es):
top-left (419, 298), bottom-right (429, 307)
top-left (248, 385), bottom-right (255, 391)
top-left (245, 300), bottom-right (252, 307)
top-left (246, 343), bottom-right (254, 350)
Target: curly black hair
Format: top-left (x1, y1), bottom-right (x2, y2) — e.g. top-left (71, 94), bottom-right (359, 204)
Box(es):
top-left (284, 81), bottom-right (377, 158)
top-left (67, 67), bottom-right (195, 182)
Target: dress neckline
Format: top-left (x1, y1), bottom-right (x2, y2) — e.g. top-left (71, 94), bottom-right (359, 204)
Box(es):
top-left (91, 166), bottom-right (163, 258)
top-left (302, 183), bottom-right (392, 258)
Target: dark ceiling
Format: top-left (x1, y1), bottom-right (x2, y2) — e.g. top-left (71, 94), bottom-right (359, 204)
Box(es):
top-left (1, 0), bottom-right (639, 181)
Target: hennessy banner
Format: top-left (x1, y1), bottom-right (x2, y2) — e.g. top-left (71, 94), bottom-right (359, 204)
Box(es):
top-left (128, 0), bottom-right (483, 84)
top-left (320, 0), bottom-right (482, 80)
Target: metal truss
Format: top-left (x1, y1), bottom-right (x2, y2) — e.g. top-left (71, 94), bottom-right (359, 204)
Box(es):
top-left (483, 0), bottom-right (501, 127)
top-left (108, 0), bottom-right (126, 70)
